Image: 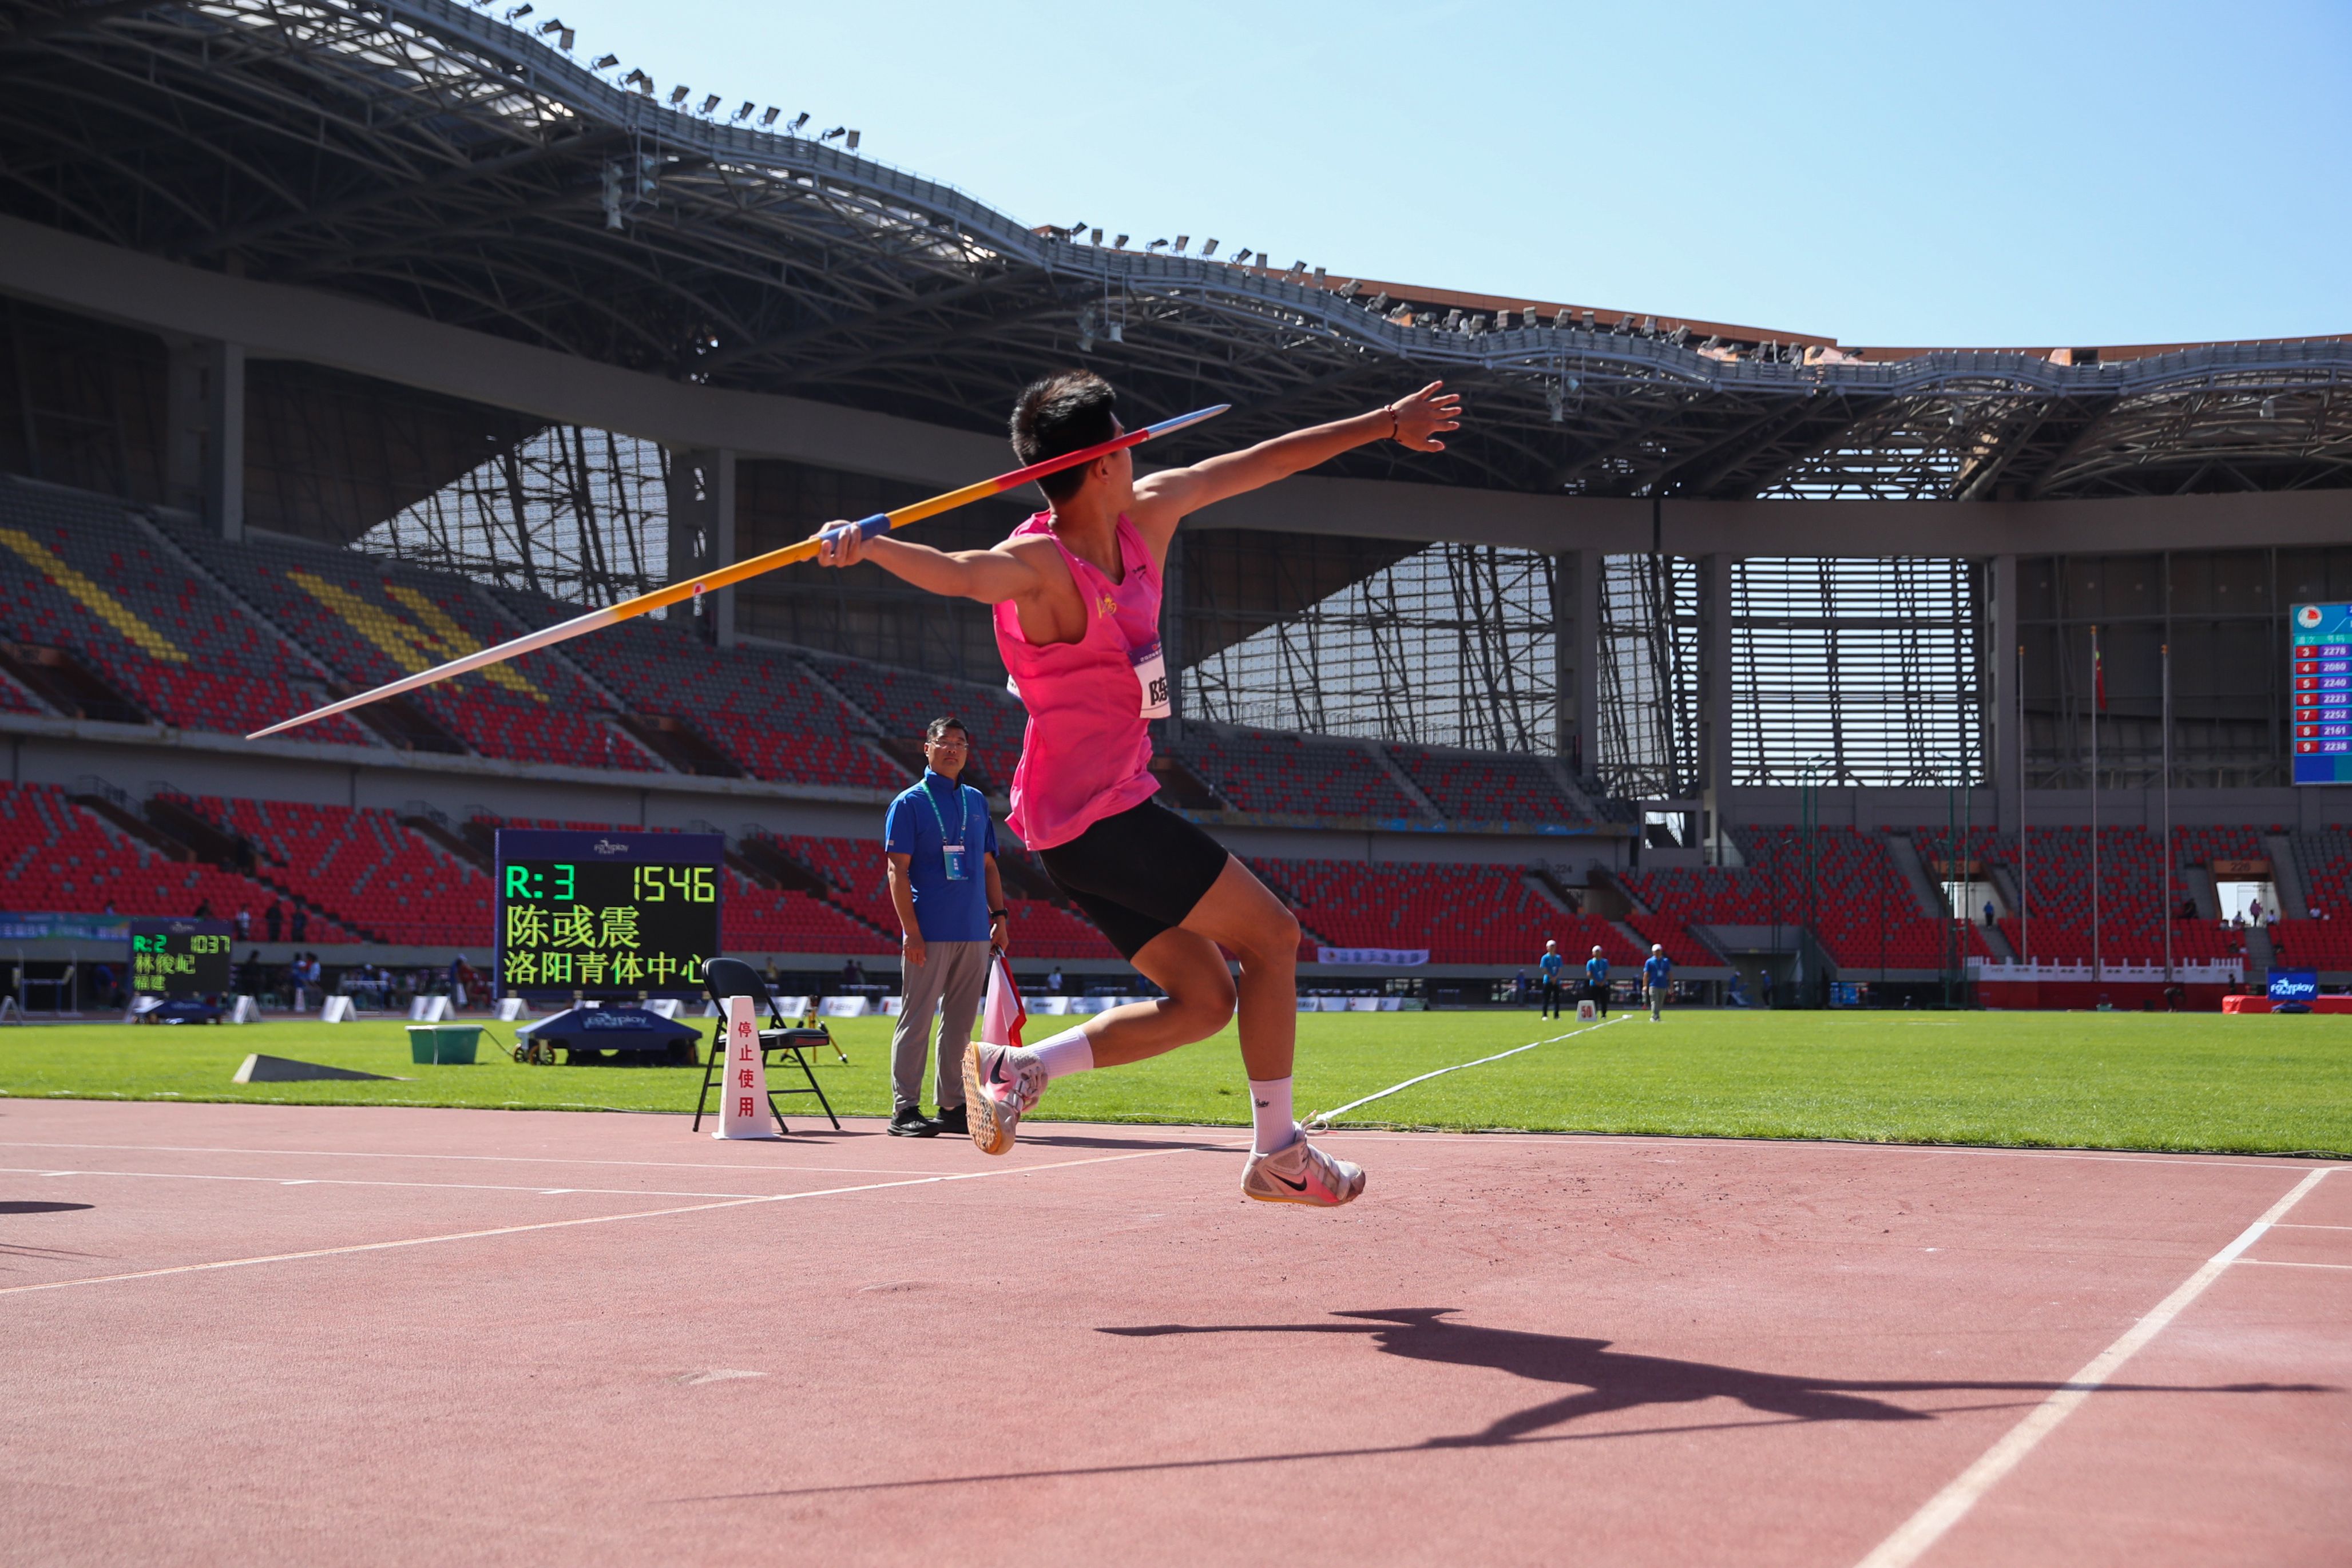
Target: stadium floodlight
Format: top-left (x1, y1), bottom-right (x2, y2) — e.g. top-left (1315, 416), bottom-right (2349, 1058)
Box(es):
top-left (759, 106), bottom-right (779, 126)
top-left (1089, 227), bottom-right (1102, 245)
top-left (1668, 324), bottom-right (1689, 346)
top-left (1107, 320), bottom-right (1123, 343)
top-left (624, 69), bottom-right (652, 94)
top-left (845, 130), bottom-right (860, 150)
top-left (592, 52), bottom-right (617, 69)
top-left (1173, 236), bottom-right (1189, 253)
top-left (1336, 278), bottom-right (1361, 299)
top-left (503, 3), bottom-right (530, 18)
top-left (1147, 238), bottom-right (1169, 252)
top-left (1200, 239), bottom-right (1218, 257)
top-left (2262, 396), bottom-right (2279, 419)
top-left (1366, 291), bottom-right (1390, 313)
top-left (1443, 308), bottom-right (1463, 330)
top-left (732, 101), bottom-right (754, 121)
top-left (790, 112), bottom-right (810, 132)
top-left (820, 125), bottom-right (846, 141)
top-left (534, 17), bottom-right (560, 32)
top-left (1230, 248), bottom-right (1252, 265)
top-left (1580, 309), bottom-right (1596, 330)
top-left (1312, 265), bottom-right (1326, 283)
top-left (668, 85), bottom-right (690, 105)
top-left (699, 94), bottom-right (720, 116)
top-left (1288, 260), bottom-right (1306, 276)
top-left (1112, 233), bottom-right (1129, 249)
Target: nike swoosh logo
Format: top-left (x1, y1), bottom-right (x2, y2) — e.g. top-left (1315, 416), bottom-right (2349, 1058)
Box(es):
top-left (1272, 1172), bottom-right (1308, 1192)
top-left (989, 1057), bottom-right (1009, 1086)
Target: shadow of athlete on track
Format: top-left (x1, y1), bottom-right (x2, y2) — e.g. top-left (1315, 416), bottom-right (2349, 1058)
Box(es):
top-left (1103, 1307), bottom-right (2327, 1447)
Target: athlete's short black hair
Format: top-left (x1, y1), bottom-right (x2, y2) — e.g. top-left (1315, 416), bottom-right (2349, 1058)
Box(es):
top-left (1010, 370), bottom-right (1119, 503)
top-left (925, 716), bottom-right (969, 742)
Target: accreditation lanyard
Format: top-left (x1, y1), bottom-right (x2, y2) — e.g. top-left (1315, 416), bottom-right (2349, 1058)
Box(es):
top-left (919, 775), bottom-right (972, 882)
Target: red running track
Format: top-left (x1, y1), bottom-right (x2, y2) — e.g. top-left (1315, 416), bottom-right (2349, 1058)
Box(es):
top-left (0, 1100), bottom-right (2344, 1566)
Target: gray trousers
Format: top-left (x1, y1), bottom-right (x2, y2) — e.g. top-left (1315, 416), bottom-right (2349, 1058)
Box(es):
top-left (892, 939), bottom-right (989, 1111)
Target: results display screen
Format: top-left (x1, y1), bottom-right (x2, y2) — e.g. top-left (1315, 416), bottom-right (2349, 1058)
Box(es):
top-left (128, 919), bottom-right (233, 999)
top-left (2292, 603), bottom-right (2352, 786)
top-left (493, 829), bottom-right (724, 998)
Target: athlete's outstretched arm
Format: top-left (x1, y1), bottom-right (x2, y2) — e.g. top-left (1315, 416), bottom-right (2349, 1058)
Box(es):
top-left (811, 529), bottom-right (1047, 604)
top-left (1130, 381), bottom-right (1461, 541)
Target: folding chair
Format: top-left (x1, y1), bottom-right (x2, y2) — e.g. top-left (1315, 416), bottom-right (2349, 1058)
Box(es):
top-left (695, 957), bottom-right (842, 1133)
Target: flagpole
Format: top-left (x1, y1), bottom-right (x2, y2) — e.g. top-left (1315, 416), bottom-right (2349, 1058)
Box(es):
top-left (2019, 639), bottom-right (2029, 968)
top-left (2091, 622), bottom-right (2100, 986)
top-left (2162, 640), bottom-right (2173, 986)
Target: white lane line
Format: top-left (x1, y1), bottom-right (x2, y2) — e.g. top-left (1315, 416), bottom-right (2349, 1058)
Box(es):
top-left (0, 1166), bottom-right (778, 1201)
top-left (2271, 1222), bottom-right (2352, 1230)
top-left (1316, 1132), bottom-right (2337, 1173)
top-left (1306, 1015), bottom-right (1627, 1130)
top-left (0, 1141), bottom-right (956, 1178)
top-left (0, 1146), bottom-right (1195, 1299)
top-left (2238, 1258), bottom-right (2352, 1271)
top-left (1853, 1166), bottom-right (2335, 1568)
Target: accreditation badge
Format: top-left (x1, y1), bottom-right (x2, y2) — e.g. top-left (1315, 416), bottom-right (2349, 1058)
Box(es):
top-left (1130, 638), bottom-right (1171, 719)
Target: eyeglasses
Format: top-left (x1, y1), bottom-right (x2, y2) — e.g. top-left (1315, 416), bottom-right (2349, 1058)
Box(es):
top-left (926, 734), bottom-right (968, 748)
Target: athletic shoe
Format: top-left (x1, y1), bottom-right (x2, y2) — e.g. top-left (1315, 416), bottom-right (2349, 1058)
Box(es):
top-left (1242, 1131), bottom-right (1366, 1208)
top-left (962, 1042), bottom-right (1044, 1156)
top-left (887, 1106), bottom-right (940, 1138)
top-left (930, 1103), bottom-right (968, 1137)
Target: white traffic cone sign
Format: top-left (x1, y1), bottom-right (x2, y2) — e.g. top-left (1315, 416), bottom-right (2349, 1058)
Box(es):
top-left (714, 994), bottom-right (783, 1140)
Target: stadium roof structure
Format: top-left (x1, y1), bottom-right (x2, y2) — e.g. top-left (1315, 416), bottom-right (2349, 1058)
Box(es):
top-left (4, 0), bottom-right (2351, 504)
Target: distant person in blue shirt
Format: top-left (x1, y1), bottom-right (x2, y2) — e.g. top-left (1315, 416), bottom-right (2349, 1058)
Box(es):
top-left (1583, 946), bottom-right (1609, 1018)
top-left (1643, 944), bottom-right (1672, 1022)
top-left (1536, 941), bottom-right (1564, 1017)
top-left (883, 717), bottom-right (1009, 1137)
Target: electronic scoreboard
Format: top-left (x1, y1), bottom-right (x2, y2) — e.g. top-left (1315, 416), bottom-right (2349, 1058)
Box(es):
top-left (493, 828), bottom-right (724, 999)
top-left (128, 918), bottom-right (233, 999)
top-left (2292, 603), bottom-right (2352, 786)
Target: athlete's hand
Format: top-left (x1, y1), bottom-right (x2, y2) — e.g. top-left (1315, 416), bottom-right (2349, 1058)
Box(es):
top-left (902, 932), bottom-right (927, 969)
top-left (814, 519), bottom-right (870, 568)
top-left (1386, 382), bottom-right (1462, 452)
top-left (989, 910), bottom-right (1009, 954)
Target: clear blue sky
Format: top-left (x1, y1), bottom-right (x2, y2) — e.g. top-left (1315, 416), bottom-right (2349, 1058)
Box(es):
top-left (542, 0), bottom-right (2349, 347)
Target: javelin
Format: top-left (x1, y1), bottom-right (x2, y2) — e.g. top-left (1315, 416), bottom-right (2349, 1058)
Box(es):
top-left (247, 403), bottom-right (1229, 739)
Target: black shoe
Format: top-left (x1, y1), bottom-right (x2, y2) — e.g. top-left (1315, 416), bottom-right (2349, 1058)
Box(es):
top-left (887, 1106), bottom-right (940, 1137)
top-left (930, 1103), bottom-right (968, 1137)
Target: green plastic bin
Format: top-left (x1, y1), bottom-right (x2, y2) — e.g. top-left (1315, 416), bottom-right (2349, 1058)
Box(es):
top-left (407, 1024), bottom-right (483, 1065)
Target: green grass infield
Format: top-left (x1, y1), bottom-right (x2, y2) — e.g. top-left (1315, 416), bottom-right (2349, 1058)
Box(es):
top-left (3, 1008), bottom-right (2347, 1157)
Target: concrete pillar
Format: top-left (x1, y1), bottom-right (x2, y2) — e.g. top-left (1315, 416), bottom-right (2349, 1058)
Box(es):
top-left (664, 447), bottom-right (736, 646)
top-left (1699, 554), bottom-right (1737, 858)
top-left (1556, 548), bottom-right (1600, 780)
top-left (1992, 553), bottom-right (2018, 832)
top-left (165, 338), bottom-right (243, 539)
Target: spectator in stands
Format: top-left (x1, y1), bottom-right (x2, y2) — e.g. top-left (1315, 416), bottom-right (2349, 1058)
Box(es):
top-left (882, 717), bottom-right (1008, 1138)
top-left (193, 898), bottom-right (212, 920)
top-left (1537, 942), bottom-right (1564, 1018)
top-left (265, 901), bottom-right (283, 943)
top-left (289, 906), bottom-right (307, 943)
top-left (1982, 899), bottom-right (1995, 928)
top-left (1583, 945), bottom-right (1609, 1018)
top-left (1643, 943), bottom-right (1672, 1022)
top-left (235, 906), bottom-right (252, 940)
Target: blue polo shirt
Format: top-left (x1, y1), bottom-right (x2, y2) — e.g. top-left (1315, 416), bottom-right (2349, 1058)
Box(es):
top-left (883, 771), bottom-right (998, 942)
top-left (1585, 955), bottom-right (1610, 987)
top-left (1538, 951), bottom-right (1562, 981)
top-left (1644, 955), bottom-right (1672, 987)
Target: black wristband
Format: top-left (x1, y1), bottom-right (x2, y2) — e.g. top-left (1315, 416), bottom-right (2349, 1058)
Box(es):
top-left (989, 908), bottom-right (1009, 919)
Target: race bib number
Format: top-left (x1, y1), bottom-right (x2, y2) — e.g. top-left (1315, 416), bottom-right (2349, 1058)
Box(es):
top-left (1131, 640), bottom-right (1171, 719)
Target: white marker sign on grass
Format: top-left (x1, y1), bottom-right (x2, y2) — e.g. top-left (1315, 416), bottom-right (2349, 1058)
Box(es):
top-left (715, 994), bottom-right (782, 1140)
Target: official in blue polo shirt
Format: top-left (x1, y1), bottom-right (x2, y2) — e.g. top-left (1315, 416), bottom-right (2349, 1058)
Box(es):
top-left (1643, 943), bottom-right (1672, 1022)
top-left (883, 717), bottom-right (1008, 1137)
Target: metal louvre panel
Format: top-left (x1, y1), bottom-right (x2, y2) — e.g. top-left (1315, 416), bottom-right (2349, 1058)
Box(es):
top-left (1597, 554), bottom-right (1697, 799)
top-left (1182, 544), bottom-right (1556, 752)
top-left (1732, 558), bottom-right (1983, 787)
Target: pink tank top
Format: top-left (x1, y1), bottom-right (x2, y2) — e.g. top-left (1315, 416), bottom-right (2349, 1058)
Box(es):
top-left (993, 511), bottom-right (1168, 850)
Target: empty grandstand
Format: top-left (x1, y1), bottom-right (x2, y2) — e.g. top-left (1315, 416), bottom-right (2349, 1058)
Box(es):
top-left (0, 0), bottom-right (2345, 1013)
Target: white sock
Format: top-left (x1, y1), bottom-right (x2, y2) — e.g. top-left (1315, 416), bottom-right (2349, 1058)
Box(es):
top-left (1248, 1077), bottom-right (1296, 1154)
top-left (1019, 1026), bottom-right (1094, 1081)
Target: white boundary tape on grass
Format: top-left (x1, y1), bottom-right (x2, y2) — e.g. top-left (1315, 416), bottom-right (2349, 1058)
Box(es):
top-left (1304, 1014), bottom-right (1626, 1132)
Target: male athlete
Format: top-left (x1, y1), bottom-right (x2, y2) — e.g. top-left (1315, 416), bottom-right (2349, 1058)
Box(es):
top-left (1643, 942), bottom-right (1672, 1022)
top-left (1537, 939), bottom-right (1564, 1019)
top-left (816, 371), bottom-right (1461, 1206)
top-left (1584, 944), bottom-right (1611, 1018)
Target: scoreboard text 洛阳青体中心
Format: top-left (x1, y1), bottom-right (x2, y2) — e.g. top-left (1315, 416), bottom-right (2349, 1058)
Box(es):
top-left (128, 918), bottom-right (233, 999)
top-left (493, 829), bottom-right (724, 998)
top-left (2292, 603), bottom-right (2352, 786)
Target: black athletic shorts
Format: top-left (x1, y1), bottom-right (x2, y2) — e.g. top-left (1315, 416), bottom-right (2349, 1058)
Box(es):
top-left (1036, 799), bottom-right (1233, 960)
